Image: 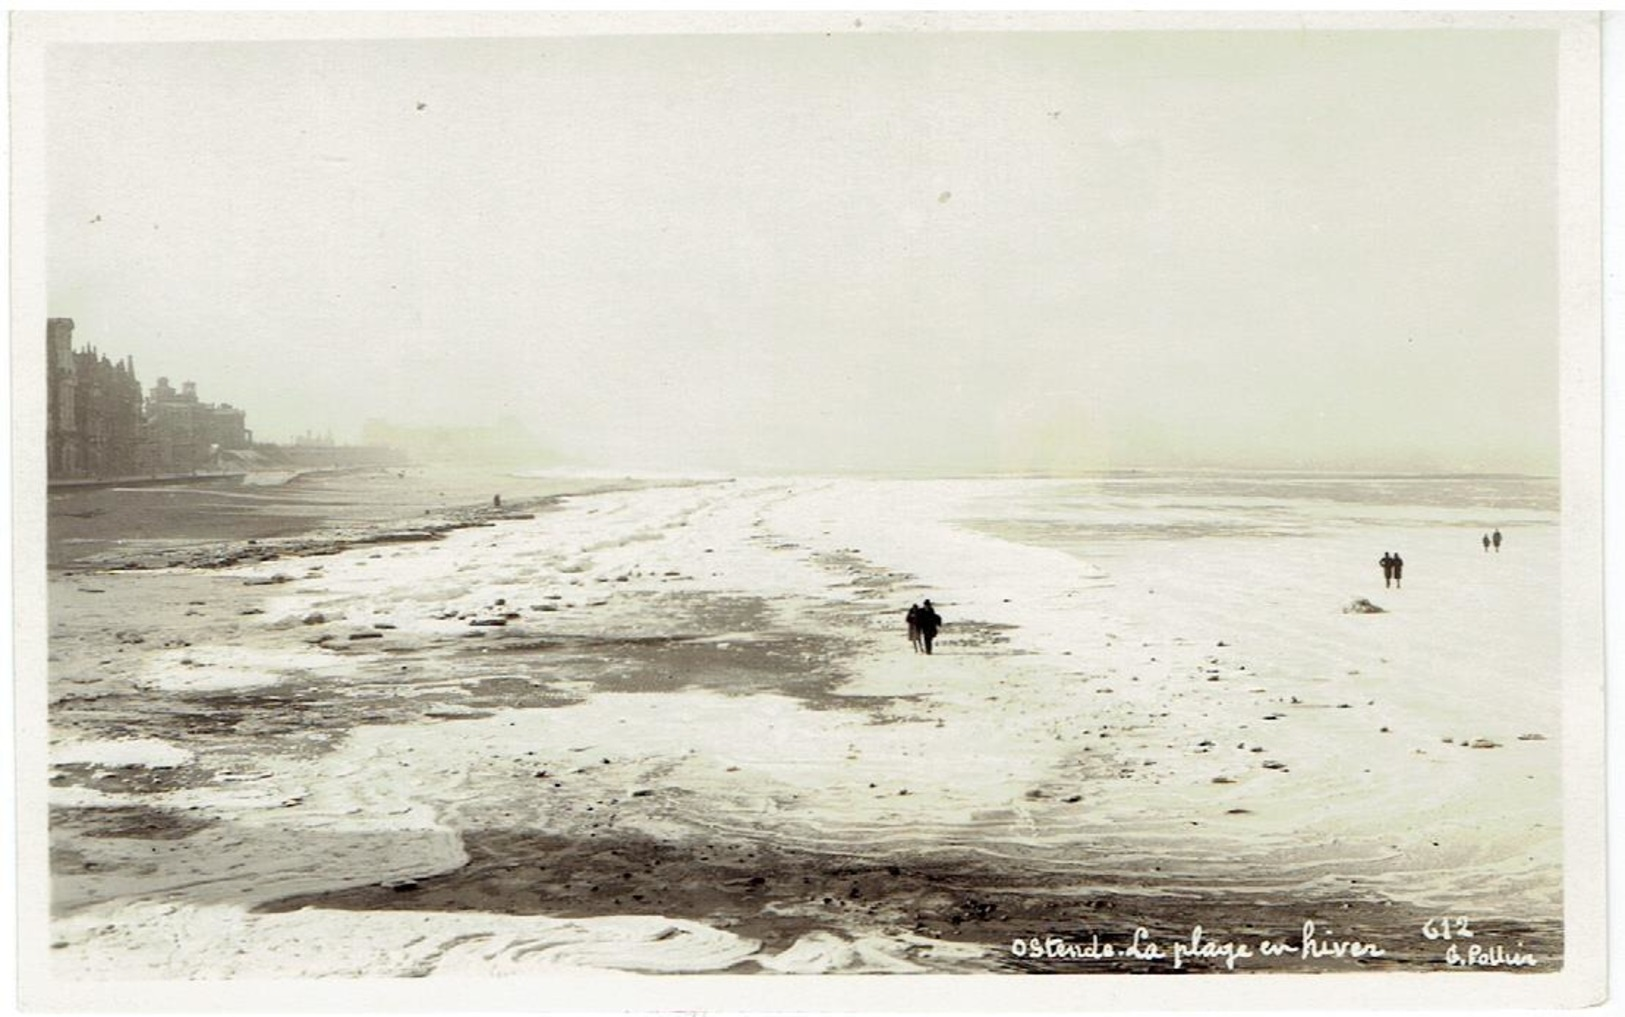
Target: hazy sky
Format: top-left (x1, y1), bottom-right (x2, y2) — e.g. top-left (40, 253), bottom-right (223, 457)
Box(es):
top-left (46, 28), bottom-right (1559, 474)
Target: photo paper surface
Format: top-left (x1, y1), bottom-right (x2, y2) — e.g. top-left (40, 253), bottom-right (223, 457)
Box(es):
top-left (10, 11), bottom-right (1608, 1011)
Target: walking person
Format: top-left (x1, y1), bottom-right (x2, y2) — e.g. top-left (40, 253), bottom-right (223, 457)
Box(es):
top-left (1483, 533), bottom-right (1491, 553)
top-left (905, 604), bottom-right (923, 653)
top-left (917, 599), bottom-right (943, 655)
top-left (1492, 529), bottom-right (1502, 553)
top-left (1379, 552), bottom-right (1395, 589)
top-left (1392, 552), bottom-right (1404, 589)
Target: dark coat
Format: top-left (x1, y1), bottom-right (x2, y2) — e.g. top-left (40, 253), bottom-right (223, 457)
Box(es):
top-left (917, 606), bottom-right (942, 636)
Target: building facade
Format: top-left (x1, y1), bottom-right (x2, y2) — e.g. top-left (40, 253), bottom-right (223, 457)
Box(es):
top-left (47, 318), bottom-right (252, 480)
top-left (47, 318), bottom-right (144, 479)
top-left (144, 377), bottom-right (252, 473)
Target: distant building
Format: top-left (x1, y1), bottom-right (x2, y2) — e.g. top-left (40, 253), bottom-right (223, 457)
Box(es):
top-left (144, 376), bottom-right (253, 473)
top-left (46, 318), bottom-right (144, 478)
top-left (47, 317), bottom-right (254, 480)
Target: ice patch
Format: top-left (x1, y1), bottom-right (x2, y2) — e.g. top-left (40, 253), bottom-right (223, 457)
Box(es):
top-left (135, 645), bottom-right (345, 694)
top-left (52, 738), bottom-right (194, 769)
top-left (53, 902), bottom-right (761, 978)
top-left (761, 930), bottom-right (952, 973)
top-left (432, 917), bottom-right (760, 974)
top-left (47, 784), bottom-right (138, 808)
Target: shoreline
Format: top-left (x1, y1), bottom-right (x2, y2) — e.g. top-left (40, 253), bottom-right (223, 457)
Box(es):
top-left (48, 470), bottom-right (249, 492)
top-left (47, 464), bottom-right (667, 571)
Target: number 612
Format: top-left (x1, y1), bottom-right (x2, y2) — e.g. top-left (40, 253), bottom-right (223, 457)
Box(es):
top-left (1421, 917), bottom-right (1473, 940)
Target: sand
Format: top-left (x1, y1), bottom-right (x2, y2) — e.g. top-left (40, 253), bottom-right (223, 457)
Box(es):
top-left (43, 472), bottom-right (1562, 977)
top-left (45, 463), bottom-right (632, 567)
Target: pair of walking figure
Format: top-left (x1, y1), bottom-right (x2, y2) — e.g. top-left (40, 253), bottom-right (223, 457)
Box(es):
top-left (1482, 529), bottom-right (1502, 553)
top-left (906, 600), bottom-right (943, 654)
top-left (1379, 552), bottom-right (1404, 589)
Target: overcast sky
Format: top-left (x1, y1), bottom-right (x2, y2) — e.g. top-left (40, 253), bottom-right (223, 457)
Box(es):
top-left (46, 27), bottom-right (1559, 474)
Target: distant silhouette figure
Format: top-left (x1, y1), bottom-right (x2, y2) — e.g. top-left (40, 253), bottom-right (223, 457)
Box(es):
top-left (1483, 533), bottom-right (1491, 553)
top-left (493, 494), bottom-right (502, 508)
top-left (1492, 529), bottom-right (1502, 553)
top-left (917, 599), bottom-right (943, 655)
top-left (1392, 553), bottom-right (1404, 589)
top-left (1379, 553), bottom-right (1395, 588)
top-left (905, 604), bottom-right (923, 653)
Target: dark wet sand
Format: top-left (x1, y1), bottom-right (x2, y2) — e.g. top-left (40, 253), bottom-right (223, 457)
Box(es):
top-left (47, 465), bottom-right (635, 567)
top-left (258, 827), bottom-right (1560, 973)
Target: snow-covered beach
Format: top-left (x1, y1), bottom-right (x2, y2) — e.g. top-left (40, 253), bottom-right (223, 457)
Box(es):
top-left (44, 469), bottom-right (1562, 977)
